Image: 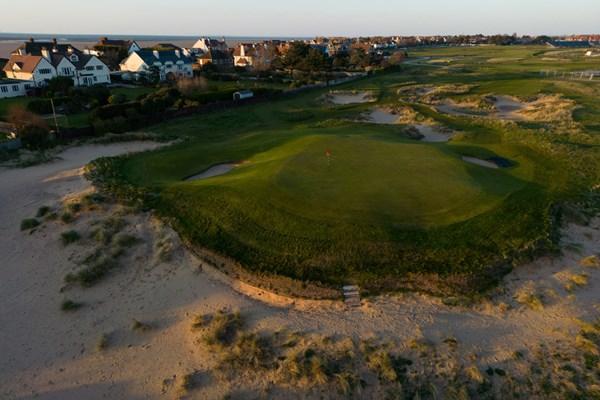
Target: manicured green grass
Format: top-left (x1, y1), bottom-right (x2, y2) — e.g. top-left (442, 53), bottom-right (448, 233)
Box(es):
top-left (87, 46), bottom-right (600, 295)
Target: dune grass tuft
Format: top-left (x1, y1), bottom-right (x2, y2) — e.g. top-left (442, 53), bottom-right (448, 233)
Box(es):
top-left (97, 333), bottom-right (109, 351)
top-left (516, 285), bottom-right (544, 310)
top-left (131, 319), bottom-right (152, 332)
top-left (580, 255), bottom-right (599, 268)
top-left (60, 230), bottom-right (81, 246)
top-left (61, 299), bottom-right (82, 311)
top-left (60, 212), bottom-right (74, 224)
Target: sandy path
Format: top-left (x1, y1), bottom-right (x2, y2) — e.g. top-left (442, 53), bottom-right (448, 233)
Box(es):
top-left (0, 142), bottom-right (598, 399)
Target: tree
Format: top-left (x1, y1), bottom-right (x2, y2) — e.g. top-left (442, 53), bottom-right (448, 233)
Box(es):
top-left (20, 124), bottom-right (50, 150)
top-left (47, 76), bottom-right (74, 96)
top-left (284, 42), bottom-right (310, 79)
top-left (6, 105), bottom-right (48, 133)
top-left (388, 51), bottom-right (407, 67)
top-left (176, 76), bottom-right (208, 95)
top-left (6, 105), bottom-right (50, 149)
top-left (98, 47), bottom-right (128, 70)
top-left (301, 48), bottom-right (331, 79)
top-left (253, 45), bottom-right (280, 72)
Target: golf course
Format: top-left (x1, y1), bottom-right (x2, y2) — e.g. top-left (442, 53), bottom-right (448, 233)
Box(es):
top-left (90, 45), bottom-right (600, 296)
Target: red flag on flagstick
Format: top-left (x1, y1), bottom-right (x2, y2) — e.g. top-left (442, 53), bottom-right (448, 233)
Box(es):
top-left (326, 151), bottom-right (330, 157)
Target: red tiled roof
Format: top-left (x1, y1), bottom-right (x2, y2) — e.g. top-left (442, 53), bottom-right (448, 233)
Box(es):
top-left (3, 55), bottom-right (43, 74)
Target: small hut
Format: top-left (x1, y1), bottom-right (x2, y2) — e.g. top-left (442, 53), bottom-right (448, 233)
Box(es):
top-left (233, 90), bottom-right (253, 101)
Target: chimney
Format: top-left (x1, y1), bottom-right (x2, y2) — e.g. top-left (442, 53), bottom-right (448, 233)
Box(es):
top-left (41, 47), bottom-right (50, 60)
top-left (29, 38), bottom-right (34, 43)
top-left (84, 47), bottom-right (91, 55)
top-left (153, 50), bottom-right (159, 59)
top-left (240, 45), bottom-right (245, 57)
top-left (174, 49), bottom-right (180, 58)
top-left (52, 38), bottom-right (57, 44)
top-left (67, 45), bottom-right (73, 53)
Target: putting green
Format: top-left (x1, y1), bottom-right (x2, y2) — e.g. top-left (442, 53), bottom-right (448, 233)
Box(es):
top-left (224, 135), bottom-right (516, 227)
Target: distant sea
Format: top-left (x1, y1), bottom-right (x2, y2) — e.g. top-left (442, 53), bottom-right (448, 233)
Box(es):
top-left (0, 33), bottom-right (311, 59)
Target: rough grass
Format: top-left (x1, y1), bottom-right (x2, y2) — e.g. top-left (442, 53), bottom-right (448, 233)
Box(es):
top-left (516, 284), bottom-right (544, 310)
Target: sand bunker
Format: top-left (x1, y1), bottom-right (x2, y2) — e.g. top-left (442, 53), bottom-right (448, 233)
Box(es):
top-left (368, 109), bottom-right (400, 124)
top-left (435, 100), bottom-right (487, 117)
top-left (489, 95), bottom-right (532, 120)
top-left (462, 156), bottom-right (500, 169)
top-left (415, 124), bottom-right (455, 142)
top-left (185, 163), bottom-right (241, 181)
top-left (328, 91), bottom-right (374, 105)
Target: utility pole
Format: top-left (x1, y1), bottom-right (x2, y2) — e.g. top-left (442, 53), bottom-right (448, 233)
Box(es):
top-left (50, 98), bottom-right (59, 134)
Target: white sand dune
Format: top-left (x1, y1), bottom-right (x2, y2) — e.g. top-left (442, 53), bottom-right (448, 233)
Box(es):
top-left (0, 142), bottom-right (598, 399)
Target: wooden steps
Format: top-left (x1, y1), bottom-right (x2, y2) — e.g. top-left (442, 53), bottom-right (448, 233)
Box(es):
top-left (343, 285), bottom-right (361, 308)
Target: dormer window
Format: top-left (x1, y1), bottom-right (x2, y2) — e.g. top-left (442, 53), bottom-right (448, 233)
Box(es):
top-left (70, 54), bottom-right (79, 62)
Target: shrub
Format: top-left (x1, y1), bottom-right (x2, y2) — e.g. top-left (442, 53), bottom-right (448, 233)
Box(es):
top-left (19, 124), bottom-right (50, 150)
top-left (61, 299), bottom-right (82, 311)
top-left (36, 206), bottom-right (50, 217)
top-left (108, 93), bottom-right (127, 105)
top-left (60, 230), bottom-right (81, 245)
top-left (21, 218), bottom-right (40, 231)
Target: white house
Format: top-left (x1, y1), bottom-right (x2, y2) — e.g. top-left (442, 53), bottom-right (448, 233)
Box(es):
top-left (3, 40), bottom-right (111, 87)
top-left (193, 37), bottom-right (228, 53)
top-left (0, 79), bottom-right (32, 99)
top-left (120, 50), bottom-right (193, 81)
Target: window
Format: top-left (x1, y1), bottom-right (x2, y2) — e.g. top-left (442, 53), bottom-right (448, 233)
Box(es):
top-left (0, 87), bottom-right (7, 93)
top-left (38, 68), bottom-right (52, 74)
top-left (25, 84), bottom-right (31, 89)
top-left (95, 65), bottom-right (103, 70)
top-left (62, 67), bottom-right (72, 75)
top-left (93, 76), bottom-right (97, 82)
top-left (12, 85), bottom-right (19, 92)
top-left (86, 66), bottom-right (94, 71)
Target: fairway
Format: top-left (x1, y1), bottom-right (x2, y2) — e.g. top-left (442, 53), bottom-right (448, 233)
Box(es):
top-left (90, 45), bottom-right (600, 295)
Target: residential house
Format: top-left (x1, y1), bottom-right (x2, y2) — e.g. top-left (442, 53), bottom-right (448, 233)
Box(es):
top-left (91, 37), bottom-right (140, 56)
top-left (196, 50), bottom-right (233, 69)
top-left (119, 50), bottom-right (193, 80)
top-left (4, 39), bottom-right (111, 86)
top-left (193, 37), bottom-right (228, 53)
top-left (233, 43), bottom-right (278, 69)
top-left (233, 44), bottom-right (257, 67)
top-left (0, 79), bottom-right (31, 99)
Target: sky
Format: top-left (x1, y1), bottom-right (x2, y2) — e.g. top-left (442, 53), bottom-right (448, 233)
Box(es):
top-left (2, 0), bottom-right (599, 37)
